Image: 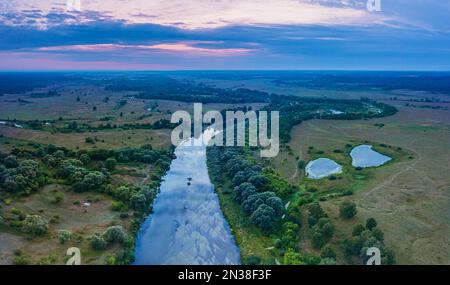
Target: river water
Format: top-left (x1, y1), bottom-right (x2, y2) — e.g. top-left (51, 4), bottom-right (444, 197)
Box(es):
top-left (134, 128), bottom-right (240, 265)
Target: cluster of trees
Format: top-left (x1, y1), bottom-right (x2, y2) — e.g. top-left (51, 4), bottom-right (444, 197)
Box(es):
top-left (0, 154), bottom-right (46, 194)
top-left (307, 203), bottom-right (336, 252)
top-left (89, 226), bottom-right (128, 251)
top-left (208, 147), bottom-right (284, 231)
top-left (264, 96), bottom-right (398, 143)
top-left (342, 218), bottom-right (396, 265)
top-left (105, 75), bottom-right (270, 103)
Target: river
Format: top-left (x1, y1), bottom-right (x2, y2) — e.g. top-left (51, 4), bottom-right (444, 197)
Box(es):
top-left (134, 128), bottom-right (241, 265)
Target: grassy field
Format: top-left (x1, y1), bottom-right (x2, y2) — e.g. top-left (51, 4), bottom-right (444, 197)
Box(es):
top-left (284, 106), bottom-right (450, 264)
top-left (0, 184), bottom-right (126, 265)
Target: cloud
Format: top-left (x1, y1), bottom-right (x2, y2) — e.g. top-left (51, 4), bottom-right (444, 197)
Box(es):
top-left (37, 42), bottom-right (254, 56)
top-left (2, 0), bottom-right (386, 29)
top-left (0, 0), bottom-right (449, 70)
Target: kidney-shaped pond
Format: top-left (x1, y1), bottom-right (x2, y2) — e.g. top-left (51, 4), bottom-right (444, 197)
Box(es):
top-left (305, 158), bottom-right (343, 179)
top-left (350, 145), bottom-right (392, 168)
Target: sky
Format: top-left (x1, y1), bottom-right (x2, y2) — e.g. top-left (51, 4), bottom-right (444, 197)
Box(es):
top-left (0, 0), bottom-right (449, 70)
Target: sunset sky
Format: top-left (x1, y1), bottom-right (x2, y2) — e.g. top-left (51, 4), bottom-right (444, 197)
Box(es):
top-left (1, 0), bottom-right (449, 70)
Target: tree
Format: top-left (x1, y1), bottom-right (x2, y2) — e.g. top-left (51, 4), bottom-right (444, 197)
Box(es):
top-left (234, 182), bottom-right (257, 204)
top-left (130, 192), bottom-right (147, 211)
top-left (242, 192), bottom-right (276, 214)
top-left (85, 137), bottom-right (95, 144)
top-left (265, 196), bottom-right (284, 217)
top-left (308, 202), bottom-right (326, 227)
top-left (4, 155), bottom-right (18, 168)
top-left (281, 222), bottom-right (299, 248)
top-left (250, 204), bottom-right (276, 230)
top-left (366, 218), bottom-right (378, 230)
top-left (339, 201), bottom-right (357, 219)
top-left (283, 248), bottom-right (303, 265)
top-left (73, 171), bottom-right (106, 192)
top-left (103, 226), bottom-right (127, 243)
top-left (352, 224), bottom-right (366, 237)
top-left (320, 245), bottom-right (337, 259)
top-left (247, 174), bottom-right (269, 190)
top-left (297, 160), bottom-right (306, 169)
top-left (105, 158), bottom-right (117, 171)
top-left (321, 222), bottom-right (335, 241)
top-left (79, 154), bottom-right (91, 165)
top-left (311, 230), bottom-right (325, 249)
top-left (22, 215), bottom-right (48, 236)
top-left (231, 171), bottom-right (248, 187)
top-left (89, 233), bottom-right (107, 250)
top-left (372, 228), bottom-right (384, 241)
top-left (57, 230), bottom-right (72, 244)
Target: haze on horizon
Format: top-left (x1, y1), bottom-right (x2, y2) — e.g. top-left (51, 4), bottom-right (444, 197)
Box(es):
top-left (0, 0), bottom-right (449, 71)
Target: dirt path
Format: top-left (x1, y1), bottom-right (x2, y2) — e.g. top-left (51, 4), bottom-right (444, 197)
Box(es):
top-left (362, 143), bottom-right (422, 199)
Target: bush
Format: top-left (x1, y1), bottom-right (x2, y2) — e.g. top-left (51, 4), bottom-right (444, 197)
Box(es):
top-left (283, 248), bottom-right (303, 265)
top-left (103, 226), bottom-right (127, 243)
top-left (51, 192), bottom-right (64, 204)
top-left (250, 204), bottom-right (277, 230)
top-left (57, 230), bottom-right (72, 244)
top-left (311, 231), bottom-right (325, 249)
top-left (4, 155), bottom-right (19, 168)
top-left (352, 224), bottom-right (366, 237)
top-left (339, 201), bottom-right (357, 219)
top-left (13, 251), bottom-right (32, 265)
top-left (89, 233), bottom-right (107, 250)
top-left (366, 218), bottom-right (378, 230)
top-left (111, 201), bottom-right (127, 212)
top-left (105, 158), bottom-right (117, 171)
top-left (320, 245), bottom-right (337, 259)
top-left (22, 215), bottom-right (48, 236)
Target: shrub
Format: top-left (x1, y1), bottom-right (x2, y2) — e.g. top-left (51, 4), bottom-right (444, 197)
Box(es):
top-left (51, 192), bottom-right (64, 204)
top-left (22, 215), bottom-right (48, 236)
top-left (339, 201), bottom-right (357, 219)
top-left (352, 224), bottom-right (366, 237)
top-left (111, 201), bottom-right (127, 212)
top-left (283, 248), bottom-right (303, 265)
top-left (89, 234), bottom-right (107, 250)
top-left (366, 218), bottom-right (378, 230)
top-left (320, 245), bottom-right (337, 259)
top-left (103, 226), bottom-right (127, 243)
top-left (105, 158), bottom-right (117, 171)
top-left (57, 230), bottom-right (72, 244)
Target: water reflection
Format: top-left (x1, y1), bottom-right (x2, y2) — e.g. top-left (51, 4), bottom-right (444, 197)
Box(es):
top-left (305, 158), bottom-right (342, 179)
top-left (134, 128), bottom-right (240, 265)
top-left (351, 145), bottom-right (391, 168)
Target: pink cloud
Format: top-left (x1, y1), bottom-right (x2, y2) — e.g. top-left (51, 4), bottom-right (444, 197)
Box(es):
top-left (0, 51), bottom-right (175, 70)
top-left (38, 42), bottom-right (253, 56)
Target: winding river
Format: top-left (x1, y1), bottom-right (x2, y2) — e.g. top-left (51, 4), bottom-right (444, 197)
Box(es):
top-left (134, 128), bottom-right (240, 265)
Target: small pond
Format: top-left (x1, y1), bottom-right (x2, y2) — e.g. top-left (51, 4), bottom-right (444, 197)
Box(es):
top-left (305, 158), bottom-right (343, 179)
top-left (350, 145), bottom-right (392, 168)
